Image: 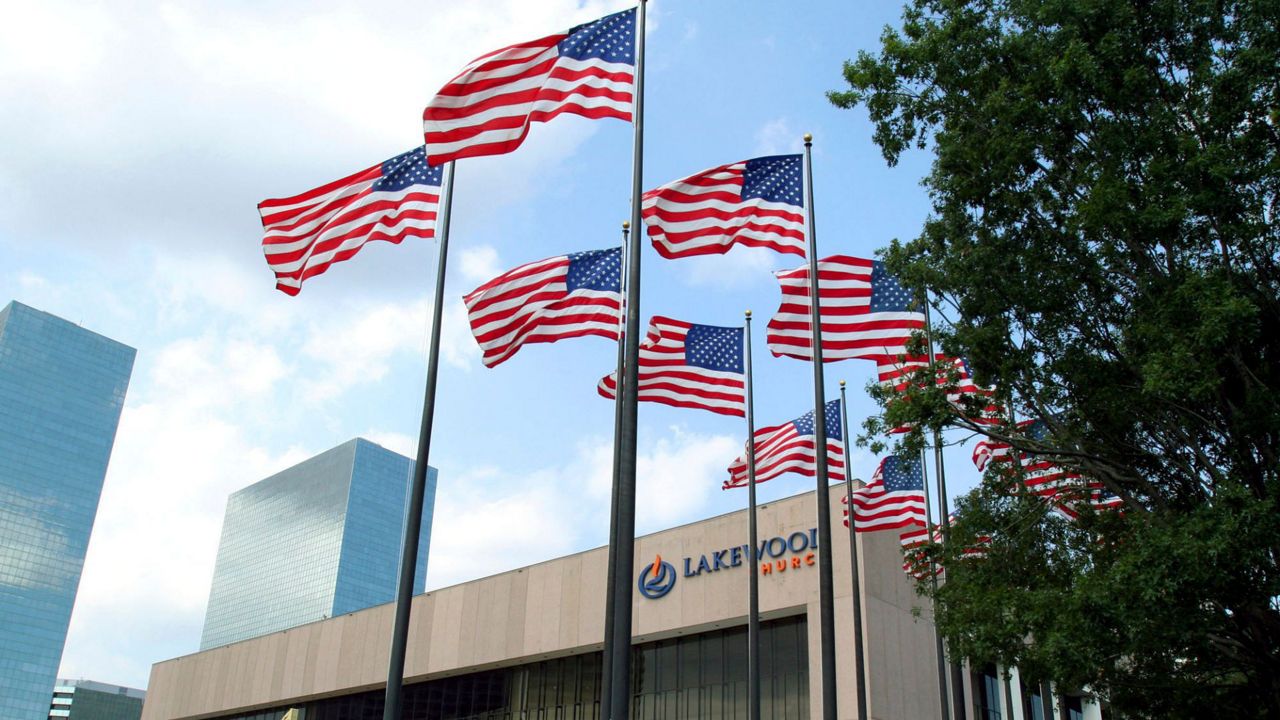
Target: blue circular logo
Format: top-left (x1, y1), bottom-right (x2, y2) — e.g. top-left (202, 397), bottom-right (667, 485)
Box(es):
top-left (637, 555), bottom-right (677, 599)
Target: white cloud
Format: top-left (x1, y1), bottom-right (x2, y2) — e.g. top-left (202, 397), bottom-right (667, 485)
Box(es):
top-left (457, 245), bottom-right (502, 285)
top-left (754, 117), bottom-right (802, 156)
top-left (425, 426), bottom-right (738, 590)
top-left (676, 247), bottom-right (784, 291)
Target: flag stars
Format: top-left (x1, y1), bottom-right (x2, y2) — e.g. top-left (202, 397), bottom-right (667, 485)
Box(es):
top-left (567, 247), bottom-right (623, 293)
top-left (869, 261), bottom-right (913, 312)
top-left (883, 456), bottom-right (924, 491)
top-left (791, 399), bottom-right (842, 440)
top-left (742, 155), bottom-right (803, 206)
top-left (374, 147), bottom-right (443, 192)
top-left (559, 8), bottom-right (635, 64)
top-left (685, 325), bottom-right (744, 373)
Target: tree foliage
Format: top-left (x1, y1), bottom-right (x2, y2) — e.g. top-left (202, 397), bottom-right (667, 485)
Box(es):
top-left (830, 0), bottom-right (1280, 716)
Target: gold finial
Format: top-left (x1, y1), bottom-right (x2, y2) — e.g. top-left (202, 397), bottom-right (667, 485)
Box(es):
top-left (745, 309), bottom-right (752, 318)
top-left (803, 132), bottom-right (813, 143)
top-left (840, 379), bottom-right (846, 388)
top-left (622, 220), bottom-right (630, 229)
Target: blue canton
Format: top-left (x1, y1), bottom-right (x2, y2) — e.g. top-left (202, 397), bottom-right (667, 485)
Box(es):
top-left (882, 455), bottom-right (924, 491)
top-left (742, 155), bottom-right (803, 207)
top-left (559, 8), bottom-right (636, 64)
top-left (1024, 419), bottom-right (1048, 441)
top-left (685, 324), bottom-right (744, 373)
top-left (566, 247), bottom-right (623, 293)
top-left (791, 399), bottom-right (842, 440)
top-left (869, 261), bottom-right (914, 312)
top-left (374, 147), bottom-right (443, 192)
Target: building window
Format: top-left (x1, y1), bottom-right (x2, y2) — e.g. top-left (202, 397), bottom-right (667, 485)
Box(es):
top-left (974, 664), bottom-right (1001, 720)
top-left (219, 616), bottom-right (808, 720)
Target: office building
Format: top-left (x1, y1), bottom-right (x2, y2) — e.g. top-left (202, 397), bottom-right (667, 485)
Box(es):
top-left (145, 486), bottom-right (1105, 720)
top-left (50, 678), bottom-right (145, 720)
top-left (199, 438), bottom-right (437, 650)
top-left (0, 301), bottom-right (135, 720)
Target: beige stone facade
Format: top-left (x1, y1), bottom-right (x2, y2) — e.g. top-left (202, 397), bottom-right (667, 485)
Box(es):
top-left (143, 486), bottom-right (948, 720)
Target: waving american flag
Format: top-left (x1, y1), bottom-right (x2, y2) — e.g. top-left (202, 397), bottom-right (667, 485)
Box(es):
top-left (844, 455), bottom-right (927, 533)
top-left (422, 8), bottom-right (635, 165)
top-left (463, 247), bottom-right (622, 368)
top-left (598, 316), bottom-right (745, 417)
top-left (766, 255), bottom-right (925, 362)
top-left (259, 147), bottom-right (441, 296)
top-left (724, 400), bottom-right (844, 489)
top-left (641, 154), bottom-right (805, 259)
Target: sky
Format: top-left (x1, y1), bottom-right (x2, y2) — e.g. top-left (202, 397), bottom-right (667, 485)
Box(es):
top-left (0, 0), bottom-right (984, 692)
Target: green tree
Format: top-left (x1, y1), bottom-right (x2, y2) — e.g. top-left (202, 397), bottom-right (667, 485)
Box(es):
top-left (830, 0), bottom-right (1280, 716)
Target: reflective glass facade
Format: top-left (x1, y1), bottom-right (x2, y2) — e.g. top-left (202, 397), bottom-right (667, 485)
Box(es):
top-left (50, 678), bottom-right (145, 720)
top-left (0, 302), bottom-right (134, 720)
top-left (200, 439), bottom-right (436, 649)
top-left (215, 615), bottom-right (809, 720)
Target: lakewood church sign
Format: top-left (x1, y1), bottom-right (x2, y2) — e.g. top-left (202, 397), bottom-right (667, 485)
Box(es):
top-left (637, 527), bottom-right (820, 600)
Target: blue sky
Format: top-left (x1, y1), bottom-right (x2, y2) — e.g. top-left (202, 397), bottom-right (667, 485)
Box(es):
top-left (0, 0), bottom-right (982, 691)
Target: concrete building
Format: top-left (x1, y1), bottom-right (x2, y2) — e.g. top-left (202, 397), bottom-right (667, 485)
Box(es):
top-left (144, 485), bottom-right (1108, 719)
top-left (50, 678), bottom-right (145, 720)
top-left (200, 438), bottom-right (437, 650)
top-left (0, 301), bottom-right (135, 720)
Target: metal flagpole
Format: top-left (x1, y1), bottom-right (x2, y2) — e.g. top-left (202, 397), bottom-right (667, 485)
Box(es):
top-left (608, 2), bottom-right (645, 717)
top-left (801, 132), bottom-right (839, 720)
top-left (919, 441), bottom-right (952, 720)
top-left (923, 298), bottom-right (968, 720)
top-left (743, 310), bottom-right (761, 720)
top-left (382, 159), bottom-right (457, 720)
top-left (839, 381), bottom-right (869, 719)
top-left (600, 221), bottom-right (630, 720)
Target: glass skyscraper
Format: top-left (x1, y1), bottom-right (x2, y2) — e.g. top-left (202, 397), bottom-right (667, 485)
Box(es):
top-left (0, 301), bottom-right (135, 720)
top-left (200, 438), bottom-right (437, 650)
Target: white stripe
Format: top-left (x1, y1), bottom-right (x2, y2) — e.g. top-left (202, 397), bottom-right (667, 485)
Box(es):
top-left (260, 176), bottom-right (374, 221)
top-left (264, 189), bottom-right (436, 254)
top-left (474, 291), bottom-right (619, 351)
top-left (465, 265), bottom-right (567, 320)
top-left (266, 206), bottom-right (436, 274)
top-left (648, 209), bottom-right (804, 235)
top-left (426, 59), bottom-right (633, 130)
top-left (425, 75), bottom-right (632, 142)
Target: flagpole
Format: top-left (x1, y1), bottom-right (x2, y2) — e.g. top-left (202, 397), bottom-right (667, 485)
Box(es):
top-left (839, 381), bottom-right (869, 719)
top-left (801, 132), bottom-right (839, 720)
top-left (923, 297), bottom-right (968, 720)
top-left (608, 2), bottom-right (645, 717)
top-left (599, 221), bottom-right (630, 720)
top-left (919, 441), bottom-right (952, 720)
top-left (743, 310), bottom-right (761, 720)
top-left (382, 159), bottom-right (456, 720)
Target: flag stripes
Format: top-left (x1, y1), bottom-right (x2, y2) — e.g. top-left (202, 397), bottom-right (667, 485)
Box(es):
top-left (423, 8), bottom-right (635, 165)
top-left (463, 247), bottom-right (622, 368)
top-left (845, 455), bottom-right (927, 532)
top-left (259, 147), bottom-right (441, 296)
top-left (766, 255), bottom-right (925, 362)
top-left (724, 400), bottom-right (844, 489)
top-left (598, 316), bottom-right (745, 417)
top-left (641, 155), bottom-right (805, 259)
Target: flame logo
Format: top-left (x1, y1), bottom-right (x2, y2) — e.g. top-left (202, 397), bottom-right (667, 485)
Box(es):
top-left (637, 553), bottom-right (676, 600)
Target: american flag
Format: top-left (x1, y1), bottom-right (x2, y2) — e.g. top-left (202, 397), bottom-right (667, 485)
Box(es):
top-left (724, 400), bottom-right (844, 489)
top-left (422, 8), bottom-right (635, 165)
top-left (640, 154), bottom-right (805, 259)
top-left (766, 256), bottom-right (926, 362)
top-left (259, 147), bottom-right (441, 296)
top-left (598, 316), bottom-right (745, 417)
top-left (875, 355), bottom-right (1003, 434)
top-left (463, 247), bottom-right (622, 368)
top-left (898, 514), bottom-right (991, 579)
top-left (844, 455), bottom-right (927, 533)
top-left (899, 525), bottom-right (942, 580)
